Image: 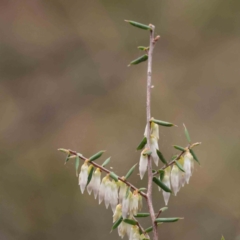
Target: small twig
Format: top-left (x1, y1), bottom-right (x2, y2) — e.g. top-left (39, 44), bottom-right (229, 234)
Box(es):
top-left (67, 149), bottom-right (147, 199)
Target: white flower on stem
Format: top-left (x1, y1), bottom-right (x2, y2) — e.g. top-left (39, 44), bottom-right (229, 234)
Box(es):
top-left (130, 226), bottom-right (141, 240)
top-left (129, 191), bottom-right (139, 216)
top-left (78, 160), bottom-right (89, 194)
top-left (150, 135), bottom-right (159, 166)
top-left (104, 177), bottom-right (112, 209)
top-left (92, 168), bottom-right (101, 199)
top-left (178, 156), bottom-right (186, 188)
top-left (122, 191), bottom-right (132, 219)
top-left (118, 221), bottom-right (129, 239)
top-left (118, 181), bottom-right (127, 203)
top-left (183, 151), bottom-right (193, 184)
top-left (171, 164), bottom-right (179, 196)
top-left (86, 165), bottom-right (94, 195)
top-left (162, 166), bottom-right (171, 205)
top-left (113, 204), bottom-right (122, 222)
top-left (98, 175), bottom-right (108, 204)
top-left (110, 180), bottom-right (119, 212)
top-left (139, 150), bottom-right (148, 179)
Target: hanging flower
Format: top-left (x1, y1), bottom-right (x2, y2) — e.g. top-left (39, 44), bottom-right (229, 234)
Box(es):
top-left (129, 191), bottom-right (139, 216)
top-left (118, 181), bottom-right (127, 203)
top-left (92, 168), bottom-right (101, 199)
top-left (98, 175), bottom-right (108, 205)
top-left (144, 121), bottom-right (159, 139)
top-left (150, 135), bottom-right (159, 166)
top-left (171, 164), bottom-right (179, 196)
top-left (130, 225), bottom-right (141, 240)
top-left (122, 191), bottom-right (132, 219)
top-left (86, 165), bottom-right (94, 195)
top-left (162, 166), bottom-right (171, 205)
top-left (110, 180), bottom-right (119, 212)
top-left (113, 204), bottom-right (122, 222)
top-left (139, 149), bottom-right (148, 179)
top-left (104, 177), bottom-right (112, 209)
top-left (118, 221), bottom-right (129, 239)
top-left (183, 150), bottom-right (194, 184)
top-left (78, 160), bottom-right (89, 194)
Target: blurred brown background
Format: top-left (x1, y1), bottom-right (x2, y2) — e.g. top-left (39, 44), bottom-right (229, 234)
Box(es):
top-left (1, 0), bottom-right (240, 239)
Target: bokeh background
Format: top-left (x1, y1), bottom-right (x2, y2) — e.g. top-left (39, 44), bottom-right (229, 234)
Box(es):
top-left (1, 0), bottom-right (240, 239)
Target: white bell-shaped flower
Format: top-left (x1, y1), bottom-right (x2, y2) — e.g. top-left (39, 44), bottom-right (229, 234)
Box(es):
top-left (162, 166), bottom-right (171, 205)
top-left (183, 151), bottom-right (193, 184)
top-left (130, 226), bottom-right (141, 240)
top-left (92, 168), bottom-right (101, 199)
top-left (78, 161), bottom-right (89, 194)
top-left (150, 135), bottom-right (159, 166)
top-left (86, 165), bottom-right (94, 195)
top-left (104, 177), bottom-right (112, 209)
top-left (118, 181), bottom-right (127, 203)
top-left (139, 150), bottom-right (148, 179)
top-left (144, 121), bottom-right (159, 139)
top-left (98, 175), bottom-right (107, 204)
top-left (118, 221), bottom-right (129, 239)
top-left (122, 191), bottom-right (132, 219)
top-left (129, 191), bottom-right (139, 216)
top-left (171, 164), bottom-right (179, 196)
top-left (113, 204), bottom-right (122, 222)
top-left (110, 180), bottom-right (119, 212)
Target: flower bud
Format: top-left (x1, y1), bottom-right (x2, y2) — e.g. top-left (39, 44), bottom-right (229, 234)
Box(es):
top-left (139, 150), bottom-right (148, 179)
top-left (183, 151), bottom-right (193, 184)
top-left (150, 135), bottom-right (159, 166)
top-left (113, 204), bottom-right (122, 222)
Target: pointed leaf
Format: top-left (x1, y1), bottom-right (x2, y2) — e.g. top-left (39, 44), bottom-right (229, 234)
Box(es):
top-left (125, 163), bottom-right (137, 179)
top-left (159, 170), bottom-right (165, 181)
top-left (183, 124), bottom-right (191, 143)
top-left (102, 157), bottom-right (111, 167)
top-left (112, 217), bottom-right (123, 230)
top-left (125, 186), bottom-right (130, 199)
top-left (128, 54), bottom-right (148, 66)
top-left (134, 213), bottom-right (150, 218)
top-left (110, 172), bottom-right (119, 182)
top-left (173, 145), bottom-right (185, 152)
top-left (155, 217), bottom-right (182, 223)
top-left (89, 150), bottom-right (105, 162)
top-left (221, 236), bottom-right (225, 240)
top-left (123, 219), bottom-right (138, 225)
top-left (75, 155), bottom-right (80, 177)
top-left (64, 153), bottom-right (71, 164)
top-left (174, 160), bottom-right (185, 172)
top-left (137, 137), bottom-right (147, 150)
top-left (144, 226), bottom-right (153, 233)
top-left (151, 119), bottom-right (176, 127)
top-left (171, 154), bottom-right (178, 160)
top-left (159, 207), bottom-right (168, 213)
top-left (138, 46), bottom-right (149, 51)
top-left (153, 177), bottom-right (172, 193)
top-left (125, 20), bottom-right (152, 30)
top-left (87, 166), bottom-right (94, 186)
top-left (190, 149), bottom-right (200, 164)
top-left (58, 148), bottom-right (70, 154)
top-left (156, 149), bottom-right (167, 164)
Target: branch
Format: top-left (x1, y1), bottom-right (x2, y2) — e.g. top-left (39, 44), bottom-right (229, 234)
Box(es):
top-left (145, 24), bottom-right (159, 240)
top-left (67, 149), bottom-right (147, 199)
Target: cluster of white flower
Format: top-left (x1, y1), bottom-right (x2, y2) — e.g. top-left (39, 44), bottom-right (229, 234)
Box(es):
top-left (159, 150), bottom-right (195, 205)
top-left (140, 121), bottom-right (195, 205)
top-left (78, 160), bottom-right (147, 239)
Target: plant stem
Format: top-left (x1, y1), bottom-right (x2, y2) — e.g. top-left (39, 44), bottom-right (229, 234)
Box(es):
top-left (146, 25), bottom-right (158, 240)
top-left (67, 149), bottom-right (147, 199)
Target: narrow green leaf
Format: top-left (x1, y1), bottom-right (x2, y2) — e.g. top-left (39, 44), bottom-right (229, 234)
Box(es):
top-left (102, 157), bottom-right (111, 167)
top-left (173, 145), bottom-right (186, 152)
top-left (221, 236), bottom-right (225, 240)
top-left (125, 20), bottom-right (152, 30)
top-left (171, 154), bottom-right (178, 160)
top-left (87, 166), bottom-right (94, 186)
top-left (174, 160), bottom-right (185, 172)
top-left (138, 187), bottom-right (147, 192)
top-left (153, 177), bottom-right (172, 193)
top-left (159, 170), bottom-right (165, 181)
top-left (110, 172), bottom-right (119, 182)
top-left (143, 150), bottom-right (152, 156)
top-left (134, 213), bottom-right (150, 218)
top-left (156, 149), bottom-right (167, 164)
top-left (151, 119), bottom-right (176, 127)
top-left (144, 226), bottom-right (153, 233)
top-left (128, 54), bottom-right (148, 66)
top-left (89, 150), bottom-right (105, 162)
top-left (159, 207), bottom-right (168, 213)
top-left (112, 217), bottom-right (123, 230)
top-left (155, 218), bottom-right (182, 223)
top-left (125, 187), bottom-right (130, 199)
top-left (183, 124), bottom-right (191, 143)
top-left (190, 149), bottom-right (200, 164)
top-left (75, 155), bottom-right (80, 177)
top-left (125, 163), bottom-right (137, 179)
top-left (137, 46), bottom-right (149, 51)
top-left (137, 137), bottom-right (147, 150)
top-left (58, 148), bottom-right (70, 154)
top-left (123, 219), bottom-right (138, 225)
top-left (64, 153), bottom-right (71, 164)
